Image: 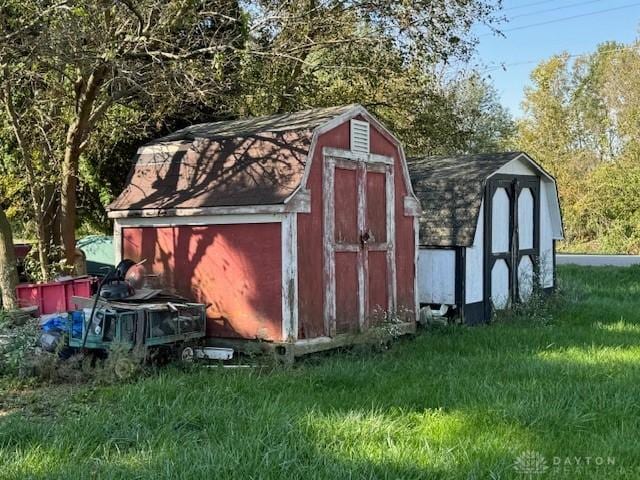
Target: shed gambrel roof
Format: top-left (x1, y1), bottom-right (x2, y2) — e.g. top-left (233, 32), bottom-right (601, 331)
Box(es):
top-left (108, 105), bottom-right (357, 212)
top-left (408, 152), bottom-right (525, 247)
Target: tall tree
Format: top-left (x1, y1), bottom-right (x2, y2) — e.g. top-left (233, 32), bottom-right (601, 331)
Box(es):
top-left (1, 0), bottom-right (502, 270)
top-left (238, 0), bottom-right (504, 154)
top-left (0, 69), bottom-right (59, 279)
top-left (514, 41), bottom-right (640, 253)
top-left (446, 74), bottom-right (514, 153)
top-left (1, 0), bottom-right (248, 268)
top-left (0, 206), bottom-right (18, 309)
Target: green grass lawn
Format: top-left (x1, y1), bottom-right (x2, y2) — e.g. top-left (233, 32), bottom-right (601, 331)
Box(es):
top-left (2, 265), bottom-right (640, 479)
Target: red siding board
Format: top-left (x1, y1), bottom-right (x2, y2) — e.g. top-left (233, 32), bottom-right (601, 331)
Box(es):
top-left (334, 167), bottom-right (359, 244)
top-left (367, 250), bottom-right (388, 315)
top-left (122, 223), bottom-right (283, 340)
top-left (366, 170), bottom-right (387, 243)
top-left (335, 251), bottom-right (359, 333)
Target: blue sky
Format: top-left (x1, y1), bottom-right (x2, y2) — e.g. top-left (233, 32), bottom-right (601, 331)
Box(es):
top-left (475, 0), bottom-right (640, 118)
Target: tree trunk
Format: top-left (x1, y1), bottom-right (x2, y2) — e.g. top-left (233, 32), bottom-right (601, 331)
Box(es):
top-left (1, 75), bottom-right (51, 280)
top-left (30, 184), bottom-right (52, 280)
top-left (60, 66), bottom-right (107, 269)
top-left (0, 207), bottom-right (19, 310)
top-left (35, 215), bottom-right (50, 281)
top-left (61, 139), bottom-right (79, 268)
top-left (52, 202), bottom-right (62, 247)
top-left (35, 179), bottom-right (61, 280)
top-left (42, 184), bottom-right (60, 263)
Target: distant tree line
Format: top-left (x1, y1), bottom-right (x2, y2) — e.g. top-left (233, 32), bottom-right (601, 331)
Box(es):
top-left (514, 41), bottom-right (640, 254)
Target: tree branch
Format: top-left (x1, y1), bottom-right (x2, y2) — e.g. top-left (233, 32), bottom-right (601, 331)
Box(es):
top-left (117, 0), bottom-right (145, 36)
top-left (1, 1), bottom-right (70, 42)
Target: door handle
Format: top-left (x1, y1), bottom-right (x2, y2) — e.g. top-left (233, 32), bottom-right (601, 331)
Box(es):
top-left (360, 229), bottom-right (374, 246)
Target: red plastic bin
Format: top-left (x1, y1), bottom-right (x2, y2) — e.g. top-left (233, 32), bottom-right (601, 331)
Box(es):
top-left (16, 277), bottom-right (96, 315)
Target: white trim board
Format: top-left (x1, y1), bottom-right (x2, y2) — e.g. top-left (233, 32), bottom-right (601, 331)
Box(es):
top-left (385, 163), bottom-right (397, 312)
top-left (323, 147), bottom-right (392, 165)
top-left (281, 213), bottom-right (299, 341)
top-left (322, 155), bottom-right (336, 336)
top-left (413, 215), bottom-right (420, 317)
top-left (108, 200), bottom-right (310, 219)
top-left (114, 213), bottom-right (284, 228)
top-left (136, 141), bottom-right (191, 155)
top-left (113, 219), bottom-right (123, 265)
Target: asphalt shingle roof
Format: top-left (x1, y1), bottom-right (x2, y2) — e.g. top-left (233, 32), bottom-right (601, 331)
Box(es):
top-left (109, 106), bottom-right (356, 211)
top-left (408, 152), bottom-right (524, 247)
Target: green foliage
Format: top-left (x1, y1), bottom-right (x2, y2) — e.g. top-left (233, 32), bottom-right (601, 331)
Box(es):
top-left (98, 342), bottom-right (145, 384)
top-left (0, 318), bottom-right (39, 377)
top-left (238, 9), bottom-right (513, 156)
top-left (514, 41), bottom-right (640, 253)
top-left (0, 119), bottom-right (28, 225)
top-left (368, 305), bottom-right (414, 344)
top-left (494, 287), bottom-right (558, 326)
top-left (77, 105), bottom-right (147, 233)
top-left (0, 321), bottom-right (147, 383)
top-left (21, 244), bottom-right (69, 283)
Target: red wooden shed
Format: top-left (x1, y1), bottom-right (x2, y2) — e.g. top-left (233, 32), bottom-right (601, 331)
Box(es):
top-left (107, 105), bottom-right (420, 355)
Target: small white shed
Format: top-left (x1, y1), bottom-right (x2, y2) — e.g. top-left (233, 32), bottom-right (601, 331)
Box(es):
top-left (409, 152), bottom-right (563, 324)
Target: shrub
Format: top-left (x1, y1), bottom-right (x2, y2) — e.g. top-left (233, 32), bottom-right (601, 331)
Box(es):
top-left (492, 288), bottom-right (557, 325)
top-left (0, 317), bottom-right (40, 377)
top-left (368, 306), bottom-right (413, 345)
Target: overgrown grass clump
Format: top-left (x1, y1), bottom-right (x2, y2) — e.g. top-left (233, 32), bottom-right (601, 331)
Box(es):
top-left (0, 313), bottom-right (40, 378)
top-left (1, 265), bottom-right (640, 479)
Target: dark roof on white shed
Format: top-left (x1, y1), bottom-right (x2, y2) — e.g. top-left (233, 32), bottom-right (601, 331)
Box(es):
top-left (408, 152), bottom-right (524, 247)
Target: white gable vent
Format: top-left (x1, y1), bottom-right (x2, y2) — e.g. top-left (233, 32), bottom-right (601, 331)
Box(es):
top-left (350, 119), bottom-right (370, 154)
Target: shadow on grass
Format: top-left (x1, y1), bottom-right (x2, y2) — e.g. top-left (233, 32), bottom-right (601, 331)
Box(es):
top-left (1, 265), bottom-right (640, 478)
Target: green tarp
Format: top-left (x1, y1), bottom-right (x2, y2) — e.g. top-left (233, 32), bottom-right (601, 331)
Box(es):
top-left (76, 235), bottom-right (114, 276)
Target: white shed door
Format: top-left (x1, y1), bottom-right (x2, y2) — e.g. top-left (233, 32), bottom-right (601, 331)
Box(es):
top-left (518, 255), bottom-right (534, 301)
top-left (486, 176), bottom-right (540, 314)
top-left (491, 188), bottom-right (510, 254)
top-left (517, 186), bottom-right (536, 301)
top-left (491, 259), bottom-right (510, 309)
top-left (518, 188), bottom-right (534, 250)
top-left (490, 184), bottom-right (512, 310)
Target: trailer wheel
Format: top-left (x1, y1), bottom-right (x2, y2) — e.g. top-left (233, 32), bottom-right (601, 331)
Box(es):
top-left (181, 346), bottom-right (194, 363)
top-left (114, 356), bottom-right (137, 380)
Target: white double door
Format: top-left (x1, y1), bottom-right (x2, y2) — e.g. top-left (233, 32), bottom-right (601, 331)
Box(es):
top-left (486, 176), bottom-right (539, 310)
